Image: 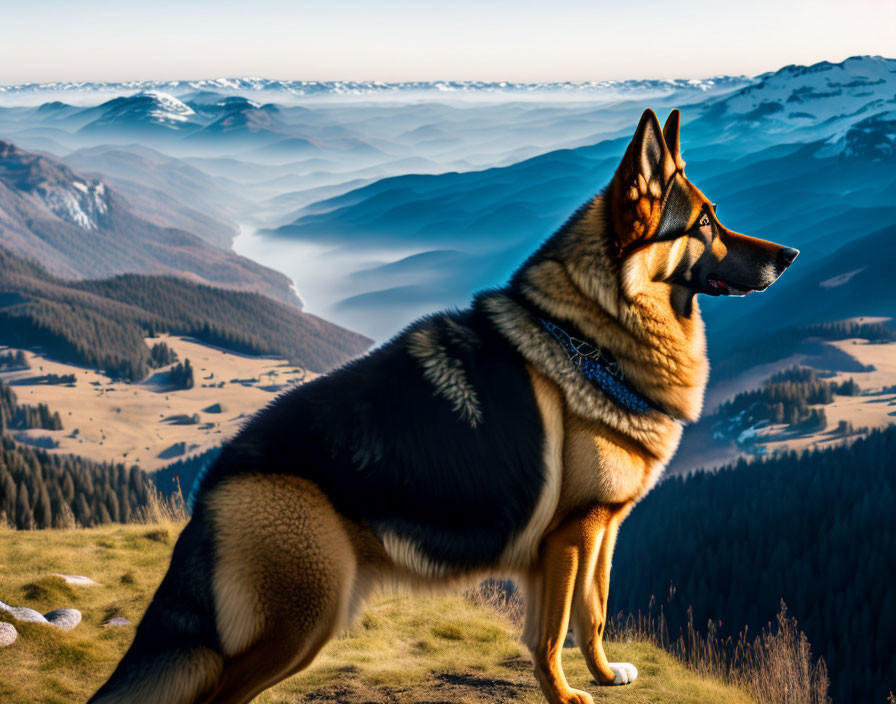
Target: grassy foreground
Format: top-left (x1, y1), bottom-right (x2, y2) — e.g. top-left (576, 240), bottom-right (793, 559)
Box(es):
top-left (0, 524), bottom-right (754, 704)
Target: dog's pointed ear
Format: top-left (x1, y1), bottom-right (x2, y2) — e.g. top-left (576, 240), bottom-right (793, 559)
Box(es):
top-left (663, 109), bottom-right (686, 172)
top-left (610, 109), bottom-right (678, 253)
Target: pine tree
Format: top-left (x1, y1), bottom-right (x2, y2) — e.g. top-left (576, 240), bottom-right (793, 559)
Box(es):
top-left (33, 483), bottom-right (52, 528)
top-left (15, 480), bottom-right (32, 529)
top-left (74, 493), bottom-right (91, 526)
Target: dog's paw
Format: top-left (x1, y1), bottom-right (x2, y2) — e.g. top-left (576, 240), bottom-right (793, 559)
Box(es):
top-left (561, 688), bottom-right (594, 704)
top-left (608, 662), bottom-right (638, 685)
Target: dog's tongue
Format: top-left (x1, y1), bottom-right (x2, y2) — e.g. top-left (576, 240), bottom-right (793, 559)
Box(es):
top-left (708, 277), bottom-right (754, 296)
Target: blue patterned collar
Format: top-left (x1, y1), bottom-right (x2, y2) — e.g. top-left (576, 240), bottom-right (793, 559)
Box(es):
top-left (539, 318), bottom-right (670, 417)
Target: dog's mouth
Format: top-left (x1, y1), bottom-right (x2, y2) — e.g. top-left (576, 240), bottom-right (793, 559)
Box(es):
top-left (706, 276), bottom-right (762, 297)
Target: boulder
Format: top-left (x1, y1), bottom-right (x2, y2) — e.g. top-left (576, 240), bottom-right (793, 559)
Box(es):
top-left (0, 622), bottom-right (16, 646)
top-left (0, 600), bottom-right (48, 623)
top-left (102, 617), bottom-right (132, 627)
top-left (44, 608), bottom-right (81, 630)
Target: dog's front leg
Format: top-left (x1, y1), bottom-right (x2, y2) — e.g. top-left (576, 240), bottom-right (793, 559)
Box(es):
top-left (570, 508), bottom-right (638, 686)
top-left (525, 509), bottom-right (610, 704)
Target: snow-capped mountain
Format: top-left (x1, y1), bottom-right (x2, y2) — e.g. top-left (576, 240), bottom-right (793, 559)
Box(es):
top-left (80, 91), bottom-right (199, 132)
top-left (0, 75), bottom-right (751, 103)
top-left (189, 98), bottom-right (281, 140)
top-left (837, 110), bottom-right (896, 160)
top-left (41, 178), bottom-right (107, 230)
top-left (258, 56), bottom-right (896, 339)
top-left (698, 55), bottom-right (896, 155)
top-left (715, 55), bottom-right (895, 124)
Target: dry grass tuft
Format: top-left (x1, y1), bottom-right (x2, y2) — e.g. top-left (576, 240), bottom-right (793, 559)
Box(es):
top-left (465, 578), bottom-right (524, 626)
top-left (608, 597), bottom-right (831, 704)
top-left (130, 483), bottom-right (189, 524)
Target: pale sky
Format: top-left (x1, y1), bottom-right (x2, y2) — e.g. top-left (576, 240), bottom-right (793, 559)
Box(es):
top-left (1, 0), bottom-right (893, 84)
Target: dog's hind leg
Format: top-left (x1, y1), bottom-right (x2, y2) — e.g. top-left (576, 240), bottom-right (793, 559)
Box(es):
top-left (570, 505), bottom-right (638, 687)
top-left (198, 474), bottom-right (359, 704)
top-left (90, 474), bottom-right (360, 704)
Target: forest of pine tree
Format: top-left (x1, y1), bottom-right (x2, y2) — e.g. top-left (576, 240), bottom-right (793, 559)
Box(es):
top-left (0, 350), bottom-right (28, 369)
top-left (711, 365), bottom-right (859, 439)
top-left (149, 340), bottom-right (178, 367)
top-left (0, 244), bottom-right (370, 381)
top-left (0, 380), bottom-right (63, 431)
top-left (0, 433), bottom-right (155, 529)
top-left (801, 320), bottom-right (895, 342)
top-left (610, 426), bottom-right (896, 704)
top-left (167, 359), bottom-right (195, 389)
top-left (151, 446), bottom-right (221, 503)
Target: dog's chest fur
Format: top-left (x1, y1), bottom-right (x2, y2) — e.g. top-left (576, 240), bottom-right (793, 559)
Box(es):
top-left (560, 409), bottom-right (684, 511)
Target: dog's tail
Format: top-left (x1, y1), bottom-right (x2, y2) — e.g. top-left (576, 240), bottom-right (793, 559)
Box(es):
top-left (89, 510), bottom-right (223, 704)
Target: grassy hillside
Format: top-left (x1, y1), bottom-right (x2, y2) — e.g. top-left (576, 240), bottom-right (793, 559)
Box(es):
top-left (0, 244), bottom-right (371, 380)
top-left (0, 523), bottom-right (753, 704)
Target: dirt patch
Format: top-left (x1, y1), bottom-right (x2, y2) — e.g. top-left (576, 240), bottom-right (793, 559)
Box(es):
top-left (299, 664), bottom-right (537, 704)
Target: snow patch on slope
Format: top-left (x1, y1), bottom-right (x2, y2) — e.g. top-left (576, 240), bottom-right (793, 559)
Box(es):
top-left (718, 56), bottom-right (896, 123)
top-left (139, 90), bottom-right (195, 124)
top-left (38, 179), bottom-right (108, 230)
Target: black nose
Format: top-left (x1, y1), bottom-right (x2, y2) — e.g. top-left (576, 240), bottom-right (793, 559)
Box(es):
top-left (779, 247), bottom-right (799, 266)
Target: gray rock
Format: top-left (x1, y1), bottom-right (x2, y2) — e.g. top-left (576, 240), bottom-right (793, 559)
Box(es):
top-left (44, 608), bottom-right (81, 630)
top-left (102, 617), bottom-right (132, 627)
top-left (0, 622), bottom-right (16, 646)
top-left (0, 600), bottom-right (48, 623)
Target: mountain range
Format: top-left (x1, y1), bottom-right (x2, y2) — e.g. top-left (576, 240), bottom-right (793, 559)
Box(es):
top-left (0, 76), bottom-right (750, 101)
top-left (0, 140), bottom-right (298, 307)
top-left (267, 55), bottom-right (896, 340)
top-left (2, 55), bottom-right (894, 349)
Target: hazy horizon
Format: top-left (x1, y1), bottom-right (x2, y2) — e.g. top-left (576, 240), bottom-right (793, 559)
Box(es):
top-left (2, 0), bottom-right (893, 84)
top-left (0, 53), bottom-right (889, 88)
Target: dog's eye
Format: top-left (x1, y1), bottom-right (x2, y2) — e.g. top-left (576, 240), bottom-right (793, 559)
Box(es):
top-left (699, 215), bottom-right (710, 228)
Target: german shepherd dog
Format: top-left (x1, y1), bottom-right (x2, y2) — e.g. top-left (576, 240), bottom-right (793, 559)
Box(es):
top-left (90, 109), bottom-right (798, 704)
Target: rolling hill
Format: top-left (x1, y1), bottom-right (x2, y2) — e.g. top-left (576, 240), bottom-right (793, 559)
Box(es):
top-left (0, 244), bottom-right (370, 381)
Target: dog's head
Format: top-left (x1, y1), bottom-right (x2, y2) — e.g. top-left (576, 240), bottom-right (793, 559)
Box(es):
top-left (609, 109), bottom-right (798, 298)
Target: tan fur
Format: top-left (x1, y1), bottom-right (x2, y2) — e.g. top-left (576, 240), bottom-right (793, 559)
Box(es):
top-left (480, 111), bottom-right (715, 702)
top-left (202, 475), bottom-right (360, 702)
top-left (485, 195), bottom-right (708, 444)
top-left (524, 506), bottom-right (620, 704)
top-left (571, 507), bottom-right (628, 685)
top-left (499, 365), bottom-right (566, 569)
